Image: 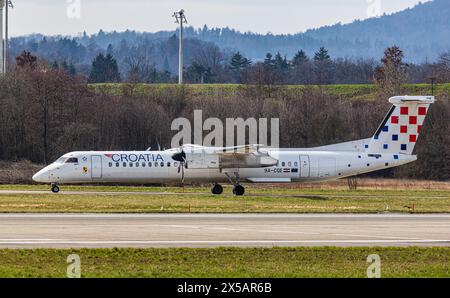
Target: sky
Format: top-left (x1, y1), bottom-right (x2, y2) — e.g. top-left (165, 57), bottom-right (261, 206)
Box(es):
top-left (6, 0), bottom-right (432, 37)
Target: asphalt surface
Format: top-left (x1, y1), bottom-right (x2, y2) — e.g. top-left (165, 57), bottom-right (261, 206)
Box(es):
top-left (1, 189), bottom-right (448, 199)
top-left (0, 213), bottom-right (449, 248)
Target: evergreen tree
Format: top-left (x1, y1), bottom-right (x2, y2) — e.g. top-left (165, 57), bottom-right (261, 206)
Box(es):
top-left (292, 50), bottom-right (309, 66)
top-left (273, 52), bottom-right (290, 83)
top-left (51, 61), bottom-right (59, 70)
top-left (61, 61), bottom-right (69, 72)
top-left (274, 52), bottom-right (289, 71)
top-left (264, 53), bottom-right (275, 67)
top-left (88, 53), bottom-right (121, 83)
top-left (313, 47), bottom-right (333, 84)
top-left (314, 47), bottom-right (331, 62)
top-left (230, 52), bottom-right (251, 83)
top-left (68, 63), bottom-right (77, 76)
top-left (106, 44), bottom-right (114, 56)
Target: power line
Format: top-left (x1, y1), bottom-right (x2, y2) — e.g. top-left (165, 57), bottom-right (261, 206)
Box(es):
top-left (172, 9), bottom-right (187, 84)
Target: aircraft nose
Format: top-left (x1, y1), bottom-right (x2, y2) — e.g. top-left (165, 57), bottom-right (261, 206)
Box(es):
top-left (32, 169), bottom-right (48, 183)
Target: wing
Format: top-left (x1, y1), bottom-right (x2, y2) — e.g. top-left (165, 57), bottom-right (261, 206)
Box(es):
top-left (216, 149), bottom-right (278, 169)
top-left (180, 144), bottom-right (278, 169)
top-left (214, 144), bottom-right (262, 154)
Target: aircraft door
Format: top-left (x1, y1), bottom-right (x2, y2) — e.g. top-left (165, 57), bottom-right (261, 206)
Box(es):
top-left (299, 155), bottom-right (310, 178)
top-left (91, 155), bottom-right (102, 179)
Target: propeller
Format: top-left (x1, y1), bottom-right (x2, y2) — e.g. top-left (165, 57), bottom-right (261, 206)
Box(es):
top-left (172, 149), bottom-right (188, 184)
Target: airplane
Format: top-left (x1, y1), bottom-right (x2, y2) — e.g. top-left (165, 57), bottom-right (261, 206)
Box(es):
top-left (33, 96), bottom-right (435, 196)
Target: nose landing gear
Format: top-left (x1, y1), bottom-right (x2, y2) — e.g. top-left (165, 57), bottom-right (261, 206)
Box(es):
top-left (51, 183), bottom-right (60, 193)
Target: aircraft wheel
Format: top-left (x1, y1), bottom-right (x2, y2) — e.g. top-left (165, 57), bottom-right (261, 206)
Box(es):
top-left (51, 184), bottom-right (60, 193)
top-left (233, 185), bottom-right (245, 196)
top-left (211, 184), bottom-right (223, 195)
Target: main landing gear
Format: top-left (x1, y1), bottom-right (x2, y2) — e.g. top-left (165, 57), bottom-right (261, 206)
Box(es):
top-left (211, 184), bottom-right (223, 195)
top-left (51, 183), bottom-right (60, 193)
top-left (232, 185), bottom-right (245, 196)
top-left (210, 172), bottom-right (246, 196)
top-left (210, 183), bottom-right (245, 196)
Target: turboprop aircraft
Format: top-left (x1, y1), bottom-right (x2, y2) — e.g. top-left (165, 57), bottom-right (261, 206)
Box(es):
top-left (33, 96), bottom-right (435, 196)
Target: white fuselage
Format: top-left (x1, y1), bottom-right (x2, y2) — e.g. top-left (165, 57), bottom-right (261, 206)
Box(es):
top-left (32, 149), bottom-right (416, 185)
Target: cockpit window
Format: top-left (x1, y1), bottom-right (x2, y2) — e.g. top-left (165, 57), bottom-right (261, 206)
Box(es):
top-left (56, 157), bottom-right (67, 164)
top-left (66, 158), bottom-right (79, 163)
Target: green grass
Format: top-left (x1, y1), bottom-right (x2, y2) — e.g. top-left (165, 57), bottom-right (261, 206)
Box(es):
top-left (88, 83), bottom-right (450, 99)
top-left (0, 247), bottom-right (449, 278)
top-left (0, 185), bottom-right (449, 213)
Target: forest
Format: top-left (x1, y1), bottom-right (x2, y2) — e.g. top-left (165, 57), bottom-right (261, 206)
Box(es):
top-left (8, 0), bottom-right (450, 81)
top-left (0, 48), bottom-right (449, 181)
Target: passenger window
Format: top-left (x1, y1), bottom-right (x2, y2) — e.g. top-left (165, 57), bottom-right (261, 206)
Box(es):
top-left (66, 158), bottom-right (79, 163)
top-left (282, 162), bottom-right (286, 167)
top-left (160, 162), bottom-right (164, 167)
top-left (174, 162), bottom-right (179, 167)
top-left (129, 163), bottom-right (133, 167)
top-left (123, 162), bottom-right (127, 167)
top-left (108, 162), bottom-right (113, 167)
top-left (288, 162), bottom-right (292, 167)
top-left (155, 163), bottom-right (158, 168)
top-left (142, 163), bottom-right (146, 167)
top-left (148, 162), bottom-right (152, 167)
top-left (136, 162), bottom-right (139, 167)
top-left (294, 162), bottom-right (298, 167)
top-left (116, 162), bottom-right (120, 167)
top-left (167, 162), bottom-right (171, 167)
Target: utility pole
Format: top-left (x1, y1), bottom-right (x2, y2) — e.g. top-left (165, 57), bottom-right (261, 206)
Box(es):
top-left (430, 77), bottom-right (436, 96)
top-left (0, 0), bottom-right (12, 74)
top-left (172, 9), bottom-right (187, 84)
top-left (5, 0), bottom-right (8, 73)
top-left (0, 0), bottom-right (4, 74)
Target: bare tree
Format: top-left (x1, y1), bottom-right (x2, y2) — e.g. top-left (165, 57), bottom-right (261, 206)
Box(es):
top-left (374, 46), bottom-right (409, 96)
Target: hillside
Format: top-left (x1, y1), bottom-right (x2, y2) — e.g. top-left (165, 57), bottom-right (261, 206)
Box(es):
top-left (11, 0), bottom-right (449, 64)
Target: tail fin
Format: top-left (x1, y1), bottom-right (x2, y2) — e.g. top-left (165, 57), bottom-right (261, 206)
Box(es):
top-left (367, 96), bottom-right (435, 154)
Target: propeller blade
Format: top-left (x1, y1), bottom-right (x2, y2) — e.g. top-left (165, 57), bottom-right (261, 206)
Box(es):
top-left (180, 164), bottom-right (184, 186)
top-left (181, 165), bottom-right (185, 184)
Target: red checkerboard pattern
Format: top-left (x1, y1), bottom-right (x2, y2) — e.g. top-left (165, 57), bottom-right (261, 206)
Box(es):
top-left (418, 107), bottom-right (427, 115)
top-left (389, 105), bottom-right (427, 144)
top-left (391, 116), bottom-right (399, 124)
top-left (369, 101), bottom-right (432, 155)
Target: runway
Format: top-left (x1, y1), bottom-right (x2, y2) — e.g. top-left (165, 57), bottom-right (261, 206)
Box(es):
top-left (0, 213), bottom-right (449, 248)
top-left (1, 189), bottom-right (448, 199)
